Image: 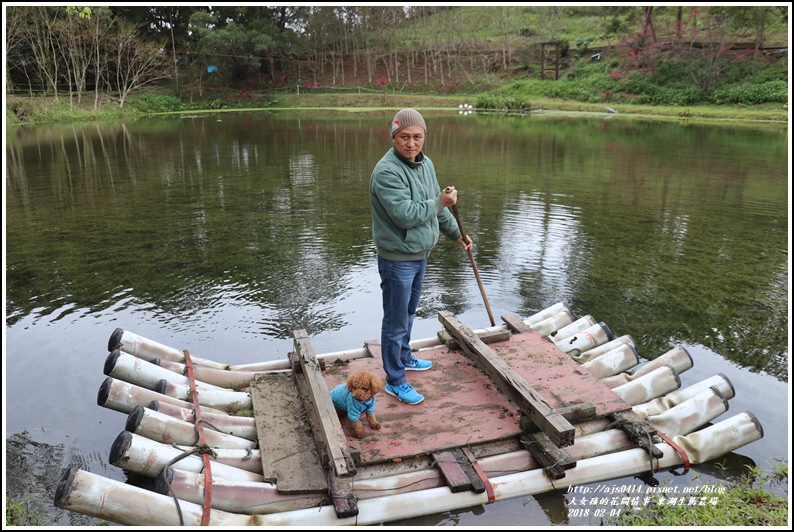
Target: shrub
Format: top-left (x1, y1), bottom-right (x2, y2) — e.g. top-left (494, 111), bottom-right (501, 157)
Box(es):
top-left (475, 94), bottom-right (531, 112)
top-left (710, 80), bottom-right (789, 105)
top-left (129, 94), bottom-right (184, 113)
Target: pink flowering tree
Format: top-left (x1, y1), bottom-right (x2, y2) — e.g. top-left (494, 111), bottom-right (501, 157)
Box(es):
top-left (376, 76), bottom-right (388, 99)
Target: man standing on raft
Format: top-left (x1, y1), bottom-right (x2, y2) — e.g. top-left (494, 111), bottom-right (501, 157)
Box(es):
top-left (369, 108), bottom-right (472, 405)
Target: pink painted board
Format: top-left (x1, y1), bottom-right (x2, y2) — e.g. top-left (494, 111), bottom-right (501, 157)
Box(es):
top-left (321, 331), bottom-right (632, 465)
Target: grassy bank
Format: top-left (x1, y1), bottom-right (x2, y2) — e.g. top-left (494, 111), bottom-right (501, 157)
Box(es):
top-left (605, 461), bottom-right (789, 526)
top-left (5, 88), bottom-right (788, 128)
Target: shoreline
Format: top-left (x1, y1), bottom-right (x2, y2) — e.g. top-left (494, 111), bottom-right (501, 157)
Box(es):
top-left (5, 93), bottom-right (789, 128)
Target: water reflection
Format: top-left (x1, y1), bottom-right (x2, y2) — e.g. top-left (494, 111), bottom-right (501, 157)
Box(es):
top-left (6, 112), bottom-right (788, 374)
top-left (4, 111), bottom-right (789, 525)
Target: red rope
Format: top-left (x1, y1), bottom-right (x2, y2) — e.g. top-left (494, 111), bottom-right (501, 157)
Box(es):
top-left (657, 431), bottom-right (690, 474)
top-left (469, 460), bottom-right (495, 503)
top-left (184, 349), bottom-right (213, 525)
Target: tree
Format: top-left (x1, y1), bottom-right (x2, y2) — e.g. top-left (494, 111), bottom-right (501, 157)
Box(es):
top-left (108, 6), bottom-right (205, 90)
top-left (58, 6), bottom-right (93, 108)
top-left (712, 5), bottom-right (787, 51)
top-left (599, 6), bottom-right (634, 47)
top-left (5, 7), bottom-right (31, 95)
top-left (641, 6), bottom-right (657, 42)
top-left (87, 7), bottom-right (117, 110)
top-left (20, 7), bottom-right (64, 98)
top-left (111, 20), bottom-right (170, 107)
top-left (188, 8), bottom-right (279, 83)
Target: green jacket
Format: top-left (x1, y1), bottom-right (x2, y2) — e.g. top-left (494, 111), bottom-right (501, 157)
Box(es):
top-left (370, 148), bottom-right (461, 261)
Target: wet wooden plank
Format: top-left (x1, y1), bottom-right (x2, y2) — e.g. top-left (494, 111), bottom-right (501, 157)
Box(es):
top-left (438, 311), bottom-right (575, 447)
top-left (251, 372), bottom-right (327, 493)
top-left (501, 314), bottom-right (534, 334)
top-left (520, 432), bottom-right (576, 480)
top-left (437, 328), bottom-right (511, 349)
top-left (433, 450), bottom-right (472, 493)
top-left (520, 403), bottom-right (597, 432)
top-left (433, 448), bottom-right (487, 494)
top-left (459, 447), bottom-right (487, 494)
top-left (327, 471), bottom-right (358, 518)
top-left (608, 410), bottom-right (663, 459)
top-left (293, 329), bottom-right (356, 478)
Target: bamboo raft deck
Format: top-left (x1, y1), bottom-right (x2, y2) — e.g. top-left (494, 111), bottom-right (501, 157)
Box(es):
top-left (54, 302), bottom-right (764, 526)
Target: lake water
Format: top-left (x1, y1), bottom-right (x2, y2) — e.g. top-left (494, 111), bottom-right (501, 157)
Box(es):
top-left (4, 110), bottom-right (789, 526)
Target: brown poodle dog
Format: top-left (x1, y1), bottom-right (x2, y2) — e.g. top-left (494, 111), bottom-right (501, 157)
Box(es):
top-left (329, 370), bottom-right (384, 439)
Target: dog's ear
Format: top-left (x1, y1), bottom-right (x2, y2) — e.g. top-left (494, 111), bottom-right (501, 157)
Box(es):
top-left (370, 373), bottom-right (385, 394)
top-left (346, 372), bottom-right (357, 390)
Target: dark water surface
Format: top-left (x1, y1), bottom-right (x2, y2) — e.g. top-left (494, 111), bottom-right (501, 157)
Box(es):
top-left (4, 110), bottom-right (789, 526)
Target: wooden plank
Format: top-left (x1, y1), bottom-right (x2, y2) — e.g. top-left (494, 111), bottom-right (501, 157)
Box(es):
top-left (293, 329), bottom-right (356, 478)
top-left (438, 310), bottom-right (575, 447)
top-left (555, 403), bottom-right (597, 423)
top-left (459, 447), bottom-right (487, 494)
top-left (608, 410), bottom-right (664, 459)
top-left (433, 451), bottom-right (473, 493)
top-left (437, 328), bottom-right (511, 349)
top-left (327, 471), bottom-right (358, 518)
top-left (520, 432), bottom-right (576, 480)
top-left (519, 403), bottom-right (596, 432)
top-left (251, 372), bottom-right (327, 493)
top-left (501, 314), bottom-right (534, 334)
top-left (433, 448), bottom-right (488, 494)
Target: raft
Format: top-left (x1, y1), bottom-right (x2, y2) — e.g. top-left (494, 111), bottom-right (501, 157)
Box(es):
top-left (54, 302), bottom-right (764, 526)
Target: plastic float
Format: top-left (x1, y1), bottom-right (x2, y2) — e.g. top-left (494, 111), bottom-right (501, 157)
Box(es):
top-left (54, 302), bottom-right (763, 526)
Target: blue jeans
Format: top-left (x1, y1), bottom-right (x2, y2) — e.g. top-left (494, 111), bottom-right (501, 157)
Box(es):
top-left (378, 256), bottom-right (426, 386)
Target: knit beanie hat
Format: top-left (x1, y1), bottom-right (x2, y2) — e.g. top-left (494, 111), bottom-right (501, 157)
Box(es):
top-left (391, 108), bottom-right (426, 138)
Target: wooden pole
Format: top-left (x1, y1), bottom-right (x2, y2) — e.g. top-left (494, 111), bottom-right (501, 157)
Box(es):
top-left (449, 203), bottom-right (496, 326)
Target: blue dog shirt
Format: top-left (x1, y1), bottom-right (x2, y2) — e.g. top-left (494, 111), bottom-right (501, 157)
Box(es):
top-left (330, 383), bottom-right (376, 422)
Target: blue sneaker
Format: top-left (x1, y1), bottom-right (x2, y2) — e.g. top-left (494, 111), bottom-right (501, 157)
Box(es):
top-left (405, 357), bottom-right (432, 371)
top-left (385, 383), bottom-right (425, 404)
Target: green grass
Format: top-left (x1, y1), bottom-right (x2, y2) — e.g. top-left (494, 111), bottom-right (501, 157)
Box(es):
top-left (604, 460), bottom-right (789, 526)
top-left (5, 495), bottom-right (111, 527)
top-left (7, 89), bottom-right (787, 128)
top-left (6, 497), bottom-right (43, 526)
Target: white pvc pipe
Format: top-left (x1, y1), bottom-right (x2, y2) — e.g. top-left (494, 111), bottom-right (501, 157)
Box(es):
top-left (105, 350), bottom-right (228, 393)
top-left (554, 322), bottom-right (613, 356)
top-left (57, 412), bottom-right (762, 526)
top-left (216, 302), bottom-right (574, 372)
top-left (528, 310), bottom-right (573, 336)
top-left (611, 365), bottom-right (681, 405)
top-left (155, 468), bottom-right (327, 515)
top-left (111, 328), bottom-right (229, 369)
top-left (126, 406), bottom-right (257, 449)
top-left (98, 376), bottom-right (198, 414)
top-left (113, 301), bottom-right (572, 374)
top-left (154, 358), bottom-right (258, 390)
top-left (631, 373), bottom-right (735, 418)
top-left (110, 431), bottom-right (263, 479)
top-left (647, 387), bottom-right (729, 436)
top-left (155, 378), bottom-right (252, 411)
top-left (580, 344), bottom-right (639, 379)
top-left (523, 301), bottom-right (571, 326)
top-left (549, 315), bottom-right (596, 342)
top-left (600, 346), bottom-right (693, 388)
top-left (572, 334), bottom-right (635, 363)
top-left (150, 400), bottom-right (257, 441)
